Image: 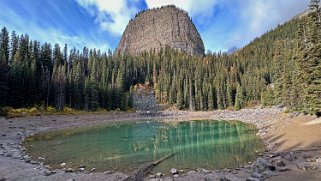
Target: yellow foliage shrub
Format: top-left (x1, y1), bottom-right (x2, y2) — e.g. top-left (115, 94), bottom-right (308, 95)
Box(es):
top-left (7, 108), bottom-right (28, 118)
top-left (46, 106), bottom-right (56, 112)
top-left (28, 107), bottom-right (40, 116)
top-left (63, 107), bottom-right (73, 114)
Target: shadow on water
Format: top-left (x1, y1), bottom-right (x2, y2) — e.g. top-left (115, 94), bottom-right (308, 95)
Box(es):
top-left (23, 120), bottom-right (264, 173)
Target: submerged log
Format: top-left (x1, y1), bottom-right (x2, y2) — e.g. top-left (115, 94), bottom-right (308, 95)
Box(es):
top-left (123, 153), bottom-right (176, 181)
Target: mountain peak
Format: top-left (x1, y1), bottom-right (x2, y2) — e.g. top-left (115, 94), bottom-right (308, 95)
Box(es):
top-left (116, 6), bottom-right (205, 56)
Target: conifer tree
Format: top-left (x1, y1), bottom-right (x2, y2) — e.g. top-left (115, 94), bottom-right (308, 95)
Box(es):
top-left (52, 65), bottom-right (66, 110)
top-left (272, 41), bottom-right (285, 105)
top-left (208, 85), bottom-right (214, 110)
top-left (89, 61), bottom-right (99, 111)
top-left (234, 84), bottom-right (245, 110)
top-left (189, 77), bottom-right (195, 111)
top-left (72, 61), bottom-right (84, 109)
top-left (305, 7), bottom-right (321, 113)
top-left (84, 76), bottom-right (90, 110)
top-left (0, 27), bottom-right (9, 63)
top-left (10, 31), bottom-right (18, 64)
top-left (0, 27), bottom-right (9, 106)
top-left (295, 8), bottom-right (321, 113)
top-left (176, 78), bottom-right (184, 109)
top-left (226, 83), bottom-right (234, 108)
top-left (309, 0), bottom-right (321, 23)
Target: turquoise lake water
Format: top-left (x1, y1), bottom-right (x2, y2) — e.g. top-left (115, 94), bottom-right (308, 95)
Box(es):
top-left (24, 120), bottom-right (264, 174)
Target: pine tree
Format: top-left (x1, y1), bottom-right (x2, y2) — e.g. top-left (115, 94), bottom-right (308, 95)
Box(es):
top-left (295, 8), bottom-right (321, 113)
top-left (0, 27), bottom-right (9, 106)
top-left (226, 83), bottom-right (234, 108)
top-left (127, 86), bottom-right (134, 109)
top-left (84, 76), bottom-right (90, 110)
top-left (89, 70), bottom-right (99, 111)
top-left (0, 27), bottom-right (9, 63)
top-left (208, 85), bottom-right (214, 110)
top-left (309, 0), bottom-right (321, 23)
top-left (63, 44), bottom-right (68, 65)
top-left (272, 41), bottom-right (285, 105)
top-left (10, 31), bottom-right (18, 65)
top-left (10, 51), bottom-right (25, 107)
top-left (234, 84), bottom-right (245, 110)
top-left (26, 43), bottom-right (38, 105)
top-left (282, 69), bottom-right (292, 107)
top-left (201, 81), bottom-right (208, 110)
top-left (115, 65), bottom-right (127, 110)
top-left (72, 61), bottom-right (84, 109)
top-left (53, 44), bottom-right (63, 67)
top-left (175, 78), bottom-right (184, 109)
top-left (294, 23), bottom-right (307, 110)
top-left (52, 65), bottom-right (66, 110)
top-left (189, 77), bottom-right (195, 111)
top-left (305, 7), bottom-right (321, 113)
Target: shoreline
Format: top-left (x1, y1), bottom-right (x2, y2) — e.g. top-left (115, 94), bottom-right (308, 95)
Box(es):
top-left (1, 108), bottom-right (321, 181)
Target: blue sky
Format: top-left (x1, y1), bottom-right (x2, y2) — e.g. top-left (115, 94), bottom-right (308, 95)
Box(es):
top-left (0, 0), bottom-right (310, 52)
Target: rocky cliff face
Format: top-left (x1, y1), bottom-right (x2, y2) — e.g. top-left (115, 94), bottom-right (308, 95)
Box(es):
top-left (116, 5), bottom-right (205, 56)
top-left (133, 84), bottom-right (161, 115)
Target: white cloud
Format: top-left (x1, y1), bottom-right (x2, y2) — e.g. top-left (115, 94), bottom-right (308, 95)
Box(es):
top-left (42, 28), bottom-right (111, 51)
top-left (76, 0), bottom-right (309, 51)
top-left (236, 0), bottom-right (309, 46)
top-left (0, 0), bottom-right (111, 51)
top-left (1, 0), bottom-right (311, 52)
top-left (28, 27), bottom-right (111, 51)
top-left (202, 0), bottom-right (310, 52)
top-left (145, 0), bottom-right (218, 17)
top-left (77, 0), bottom-right (220, 36)
top-left (77, 0), bottom-right (138, 36)
top-left (1, 16), bottom-right (111, 51)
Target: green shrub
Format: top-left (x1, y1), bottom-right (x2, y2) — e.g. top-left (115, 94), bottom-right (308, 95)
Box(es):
top-left (0, 107), bottom-right (10, 116)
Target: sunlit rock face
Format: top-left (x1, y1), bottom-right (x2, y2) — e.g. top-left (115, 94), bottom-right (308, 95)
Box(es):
top-left (116, 5), bottom-right (205, 56)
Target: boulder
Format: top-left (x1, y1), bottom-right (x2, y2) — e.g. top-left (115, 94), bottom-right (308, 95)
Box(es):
top-left (170, 168), bottom-right (178, 174)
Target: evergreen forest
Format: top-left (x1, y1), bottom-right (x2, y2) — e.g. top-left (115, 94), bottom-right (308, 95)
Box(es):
top-left (0, 2), bottom-right (320, 115)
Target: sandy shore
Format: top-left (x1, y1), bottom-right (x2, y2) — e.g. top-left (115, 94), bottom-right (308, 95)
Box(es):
top-left (0, 108), bottom-right (321, 181)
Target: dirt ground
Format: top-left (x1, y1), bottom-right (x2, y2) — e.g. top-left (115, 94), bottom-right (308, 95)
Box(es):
top-left (266, 115), bottom-right (321, 152)
top-left (263, 115), bottom-right (321, 181)
top-left (0, 108), bottom-right (321, 181)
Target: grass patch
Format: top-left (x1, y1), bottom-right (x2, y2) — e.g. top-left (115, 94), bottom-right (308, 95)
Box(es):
top-left (2, 106), bottom-right (134, 119)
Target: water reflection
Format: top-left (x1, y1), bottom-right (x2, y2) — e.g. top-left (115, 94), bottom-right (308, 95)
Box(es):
top-left (24, 120), bottom-right (263, 173)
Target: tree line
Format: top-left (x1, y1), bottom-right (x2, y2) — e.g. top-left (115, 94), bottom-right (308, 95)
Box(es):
top-left (0, 1), bottom-right (320, 114)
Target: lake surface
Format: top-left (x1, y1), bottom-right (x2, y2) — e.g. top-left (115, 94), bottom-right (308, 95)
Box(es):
top-left (23, 120), bottom-right (264, 174)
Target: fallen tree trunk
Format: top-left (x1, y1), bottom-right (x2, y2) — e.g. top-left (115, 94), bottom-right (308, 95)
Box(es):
top-left (123, 153), bottom-right (176, 181)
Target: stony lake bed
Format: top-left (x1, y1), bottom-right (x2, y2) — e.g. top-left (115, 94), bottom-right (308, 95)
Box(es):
top-left (23, 120), bottom-right (264, 174)
top-left (1, 108), bottom-right (321, 181)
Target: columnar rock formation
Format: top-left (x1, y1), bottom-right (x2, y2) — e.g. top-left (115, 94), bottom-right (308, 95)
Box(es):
top-left (116, 5), bottom-right (205, 56)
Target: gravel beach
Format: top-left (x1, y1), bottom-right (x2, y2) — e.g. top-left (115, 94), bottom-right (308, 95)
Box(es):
top-left (1, 108), bottom-right (321, 181)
